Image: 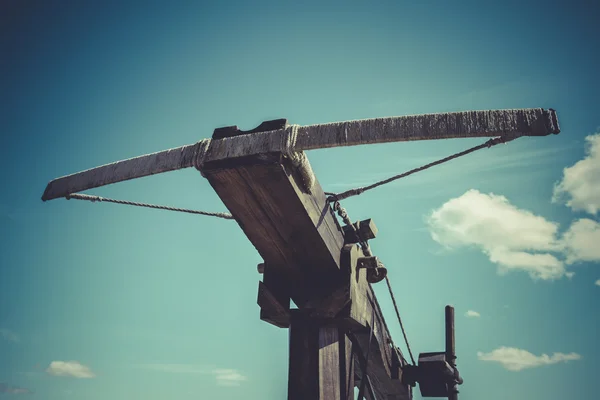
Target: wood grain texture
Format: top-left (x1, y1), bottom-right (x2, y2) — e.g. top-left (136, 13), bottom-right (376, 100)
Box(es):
top-left (318, 327), bottom-right (343, 399)
top-left (288, 311), bottom-right (354, 400)
top-left (258, 263), bottom-right (291, 328)
top-left (257, 281), bottom-right (290, 328)
top-left (42, 108), bottom-right (559, 200)
top-left (341, 244), bottom-right (410, 400)
top-left (343, 219), bottom-right (378, 244)
top-left (288, 311), bottom-right (319, 400)
top-left (202, 153), bottom-right (345, 306)
top-left (202, 153), bottom-right (409, 399)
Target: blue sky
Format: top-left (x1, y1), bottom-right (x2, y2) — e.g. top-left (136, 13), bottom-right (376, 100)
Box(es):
top-left (1, 1), bottom-right (599, 399)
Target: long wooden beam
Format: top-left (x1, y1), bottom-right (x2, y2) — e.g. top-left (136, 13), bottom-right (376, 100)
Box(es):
top-left (42, 108), bottom-right (559, 201)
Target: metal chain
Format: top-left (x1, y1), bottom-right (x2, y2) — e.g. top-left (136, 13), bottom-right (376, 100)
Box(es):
top-left (326, 135), bottom-right (516, 201)
top-left (331, 200), bottom-right (416, 366)
top-left (66, 193), bottom-right (234, 220)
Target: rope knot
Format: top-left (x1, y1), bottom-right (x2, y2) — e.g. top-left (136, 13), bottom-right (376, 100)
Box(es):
top-left (192, 139), bottom-right (211, 177)
top-left (282, 125), bottom-right (315, 194)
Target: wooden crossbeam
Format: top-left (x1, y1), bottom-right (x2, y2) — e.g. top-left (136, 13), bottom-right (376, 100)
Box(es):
top-left (41, 108), bottom-right (559, 201)
top-left (202, 152), bottom-right (345, 307)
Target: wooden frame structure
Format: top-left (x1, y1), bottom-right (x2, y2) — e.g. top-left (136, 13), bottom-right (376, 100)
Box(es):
top-left (41, 108), bottom-right (560, 399)
top-left (202, 150), bottom-right (410, 399)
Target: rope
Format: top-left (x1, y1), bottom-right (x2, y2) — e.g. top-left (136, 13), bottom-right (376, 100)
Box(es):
top-left (283, 124), bottom-right (299, 157)
top-left (325, 136), bottom-right (522, 364)
top-left (384, 275), bottom-right (416, 365)
top-left (66, 193), bottom-right (234, 220)
top-left (283, 124), bottom-right (316, 193)
top-left (326, 135), bottom-right (517, 201)
top-left (192, 139), bottom-right (211, 177)
top-left (331, 200), bottom-right (416, 366)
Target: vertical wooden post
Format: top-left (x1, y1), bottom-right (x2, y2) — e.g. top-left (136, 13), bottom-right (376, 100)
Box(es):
top-left (445, 305), bottom-right (457, 400)
top-left (288, 311), bottom-right (354, 400)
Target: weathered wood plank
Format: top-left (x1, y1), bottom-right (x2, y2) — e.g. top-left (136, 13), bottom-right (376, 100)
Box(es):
top-left (288, 311), bottom-right (319, 400)
top-left (318, 327), bottom-right (351, 399)
top-left (42, 108), bottom-right (559, 201)
top-left (288, 311), bottom-right (354, 400)
top-left (258, 263), bottom-right (291, 328)
top-left (338, 244), bottom-right (409, 400)
top-left (202, 153), bottom-right (345, 306)
top-left (343, 218), bottom-right (378, 244)
top-left (257, 281), bottom-right (290, 328)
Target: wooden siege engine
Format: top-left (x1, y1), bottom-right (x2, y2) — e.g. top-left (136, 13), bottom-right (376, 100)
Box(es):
top-left (41, 108), bottom-right (561, 400)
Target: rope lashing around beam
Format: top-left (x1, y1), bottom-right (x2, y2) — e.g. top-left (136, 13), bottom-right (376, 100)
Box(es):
top-left (65, 193), bottom-right (234, 220)
top-left (191, 139), bottom-right (211, 176)
top-left (189, 125), bottom-right (316, 194)
top-left (282, 124), bottom-right (316, 194)
top-left (325, 134), bottom-right (518, 202)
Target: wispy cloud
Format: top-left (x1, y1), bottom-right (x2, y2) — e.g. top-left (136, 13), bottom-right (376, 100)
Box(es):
top-left (213, 369), bottom-right (248, 387)
top-left (595, 279), bottom-right (600, 286)
top-left (0, 382), bottom-right (33, 395)
top-left (0, 328), bottom-right (20, 343)
top-left (477, 347), bottom-right (581, 371)
top-left (46, 361), bottom-right (95, 378)
top-left (561, 218), bottom-right (600, 265)
top-left (136, 364), bottom-right (248, 387)
top-left (465, 310), bottom-right (480, 318)
top-left (553, 133), bottom-right (600, 215)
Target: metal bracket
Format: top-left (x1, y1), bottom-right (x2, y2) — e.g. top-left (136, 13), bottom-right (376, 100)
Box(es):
top-left (400, 305), bottom-right (463, 399)
top-left (357, 255), bottom-right (388, 284)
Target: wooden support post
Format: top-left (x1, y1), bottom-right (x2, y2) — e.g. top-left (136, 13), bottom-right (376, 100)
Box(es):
top-left (445, 305), bottom-right (458, 400)
top-left (288, 311), bottom-right (354, 400)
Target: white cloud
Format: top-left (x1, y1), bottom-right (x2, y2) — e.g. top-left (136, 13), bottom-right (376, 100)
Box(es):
top-left (553, 133), bottom-right (600, 215)
top-left (46, 361), bottom-right (95, 378)
top-left (565, 272), bottom-right (575, 279)
top-left (595, 279), bottom-right (600, 286)
top-left (213, 369), bottom-right (248, 387)
top-left (488, 249), bottom-right (565, 280)
top-left (427, 189), bottom-right (566, 280)
top-left (136, 364), bottom-right (247, 386)
top-left (0, 328), bottom-right (19, 343)
top-left (465, 310), bottom-right (480, 318)
top-left (477, 347), bottom-right (581, 371)
top-left (561, 218), bottom-right (600, 264)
